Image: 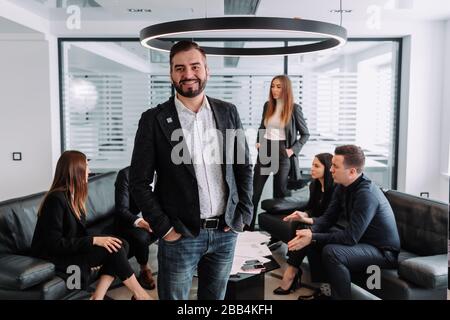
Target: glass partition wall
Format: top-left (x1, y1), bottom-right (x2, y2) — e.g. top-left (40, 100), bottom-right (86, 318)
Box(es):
top-left (59, 39), bottom-right (400, 189)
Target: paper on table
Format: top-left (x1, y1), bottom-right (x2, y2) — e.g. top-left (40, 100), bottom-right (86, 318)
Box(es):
top-left (234, 241), bottom-right (272, 258)
top-left (258, 256), bottom-right (271, 264)
top-left (230, 231), bottom-right (273, 275)
top-left (230, 256), bottom-right (248, 275)
top-left (236, 231), bottom-right (271, 244)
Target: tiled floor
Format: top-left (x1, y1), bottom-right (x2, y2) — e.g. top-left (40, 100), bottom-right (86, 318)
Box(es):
top-left (101, 239), bottom-right (317, 300)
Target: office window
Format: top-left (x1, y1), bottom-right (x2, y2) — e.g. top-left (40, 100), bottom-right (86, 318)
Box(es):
top-left (288, 41), bottom-right (400, 188)
top-left (60, 39), bottom-right (400, 189)
top-left (60, 41), bottom-right (171, 171)
top-left (60, 40), bottom-right (284, 171)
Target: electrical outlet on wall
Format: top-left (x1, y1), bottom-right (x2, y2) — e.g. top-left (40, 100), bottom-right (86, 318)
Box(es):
top-left (12, 152), bottom-right (22, 161)
top-left (13, 152), bottom-right (22, 161)
top-left (420, 192), bottom-right (429, 198)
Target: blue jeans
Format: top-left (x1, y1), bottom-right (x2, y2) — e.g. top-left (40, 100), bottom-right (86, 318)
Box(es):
top-left (157, 228), bottom-right (238, 300)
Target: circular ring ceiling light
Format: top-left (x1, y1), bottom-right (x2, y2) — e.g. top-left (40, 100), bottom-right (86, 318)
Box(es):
top-left (140, 17), bottom-right (347, 56)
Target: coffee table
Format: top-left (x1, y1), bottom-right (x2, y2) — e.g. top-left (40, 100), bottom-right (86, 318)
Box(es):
top-left (225, 255), bottom-right (280, 300)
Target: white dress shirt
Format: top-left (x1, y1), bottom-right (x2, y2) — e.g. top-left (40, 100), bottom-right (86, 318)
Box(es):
top-left (174, 95), bottom-right (227, 220)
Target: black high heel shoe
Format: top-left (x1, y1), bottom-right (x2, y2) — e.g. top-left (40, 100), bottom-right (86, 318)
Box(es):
top-left (273, 270), bottom-right (302, 295)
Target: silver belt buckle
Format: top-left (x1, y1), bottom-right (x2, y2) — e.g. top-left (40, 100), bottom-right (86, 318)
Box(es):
top-left (204, 218), bottom-right (219, 229)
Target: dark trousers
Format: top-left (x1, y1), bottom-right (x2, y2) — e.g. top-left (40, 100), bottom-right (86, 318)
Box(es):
top-left (287, 247), bottom-right (308, 269)
top-left (304, 242), bottom-right (398, 300)
top-left (250, 139), bottom-right (291, 230)
top-left (56, 238), bottom-right (134, 286)
top-left (117, 225), bottom-right (156, 266)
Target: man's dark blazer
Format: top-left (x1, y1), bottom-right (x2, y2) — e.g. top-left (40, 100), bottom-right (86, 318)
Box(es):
top-left (130, 96), bottom-right (253, 238)
top-left (115, 166), bottom-right (140, 227)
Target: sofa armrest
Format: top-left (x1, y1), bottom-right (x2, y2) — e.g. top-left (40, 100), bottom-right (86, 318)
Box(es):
top-left (350, 283), bottom-right (381, 300)
top-left (398, 254), bottom-right (448, 289)
top-left (0, 254), bottom-right (55, 290)
top-left (261, 198), bottom-right (308, 215)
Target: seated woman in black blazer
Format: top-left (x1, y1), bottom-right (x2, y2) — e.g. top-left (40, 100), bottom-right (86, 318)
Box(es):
top-left (31, 150), bottom-right (151, 300)
top-left (273, 153), bottom-right (335, 295)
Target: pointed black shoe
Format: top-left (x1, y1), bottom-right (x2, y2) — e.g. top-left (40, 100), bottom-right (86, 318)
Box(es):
top-left (273, 270), bottom-right (301, 295)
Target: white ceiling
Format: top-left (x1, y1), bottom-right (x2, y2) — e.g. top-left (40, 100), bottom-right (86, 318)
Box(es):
top-left (1, 0), bottom-right (449, 39)
top-left (0, 17), bottom-right (41, 33)
top-left (10, 0), bottom-right (450, 22)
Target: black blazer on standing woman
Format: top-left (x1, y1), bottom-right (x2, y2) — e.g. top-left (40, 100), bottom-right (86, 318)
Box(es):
top-left (256, 102), bottom-right (310, 178)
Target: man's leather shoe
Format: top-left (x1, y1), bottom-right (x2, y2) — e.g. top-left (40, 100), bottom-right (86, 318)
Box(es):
top-left (138, 269), bottom-right (156, 290)
top-left (298, 288), bottom-right (330, 300)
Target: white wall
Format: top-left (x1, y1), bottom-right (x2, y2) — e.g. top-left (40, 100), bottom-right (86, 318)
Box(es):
top-left (438, 19), bottom-right (450, 202)
top-left (399, 21), bottom-right (449, 202)
top-left (0, 37), bottom-right (54, 201)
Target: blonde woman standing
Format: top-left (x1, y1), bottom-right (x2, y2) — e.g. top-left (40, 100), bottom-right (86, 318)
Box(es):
top-left (250, 75), bottom-right (309, 232)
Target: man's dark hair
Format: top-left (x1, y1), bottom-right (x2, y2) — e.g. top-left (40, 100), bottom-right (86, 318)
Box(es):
top-left (334, 145), bottom-right (365, 174)
top-left (169, 40), bottom-right (206, 68)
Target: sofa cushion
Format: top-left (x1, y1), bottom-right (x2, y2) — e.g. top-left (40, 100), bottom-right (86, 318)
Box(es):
top-left (0, 254), bottom-right (55, 290)
top-left (351, 268), bottom-right (446, 300)
top-left (398, 254), bottom-right (448, 289)
top-left (398, 249), bottom-right (418, 262)
top-left (0, 193), bottom-right (43, 254)
top-left (0, 276), bottom-right (69, 300)
top-left (86, 172), bottom-right (118, 226)
top-left (261, 199), bottom-right (308, 215)
top-left (385, 190), bottom-right (447, 256)
top-left (261, 186), bottom-right (309, 215)
top-left (350, 283), bottom-right (381, 300)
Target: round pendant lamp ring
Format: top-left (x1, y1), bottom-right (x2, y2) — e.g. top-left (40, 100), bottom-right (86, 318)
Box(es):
top-left (140, 17), bottom-right (347, 56)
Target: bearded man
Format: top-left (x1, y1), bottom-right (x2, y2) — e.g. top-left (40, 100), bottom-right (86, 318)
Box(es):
top-left (129, 41), bottom-right (253, 300)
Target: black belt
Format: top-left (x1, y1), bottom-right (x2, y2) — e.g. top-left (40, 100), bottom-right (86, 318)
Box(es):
top-left (200, 216), bottom-right (226, 229)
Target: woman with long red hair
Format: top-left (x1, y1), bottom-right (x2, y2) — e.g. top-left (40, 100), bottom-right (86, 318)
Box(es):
top-left (250, 75), bottom-right (310, 232)
top-left (31, 150), bottom-right (150, 300)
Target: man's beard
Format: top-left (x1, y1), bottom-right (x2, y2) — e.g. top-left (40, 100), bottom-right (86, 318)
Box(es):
top-left (172, 78), bottom-right (207, 98)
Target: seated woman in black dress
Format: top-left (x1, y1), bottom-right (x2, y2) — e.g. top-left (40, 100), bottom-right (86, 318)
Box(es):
top-left (273, 152), bottom-right (334, 295)
top-left (31, 150), bottom-right (151, 300)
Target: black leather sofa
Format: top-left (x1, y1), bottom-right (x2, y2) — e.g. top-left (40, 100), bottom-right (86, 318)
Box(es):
top-left (259, 189), bottom-right (448, 300)
top-left (0, 172), bottom-right (119, 300)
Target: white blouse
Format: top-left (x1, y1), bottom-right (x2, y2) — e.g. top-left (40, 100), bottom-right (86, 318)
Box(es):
top-left (264, 101), bottom-right (286, 140)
